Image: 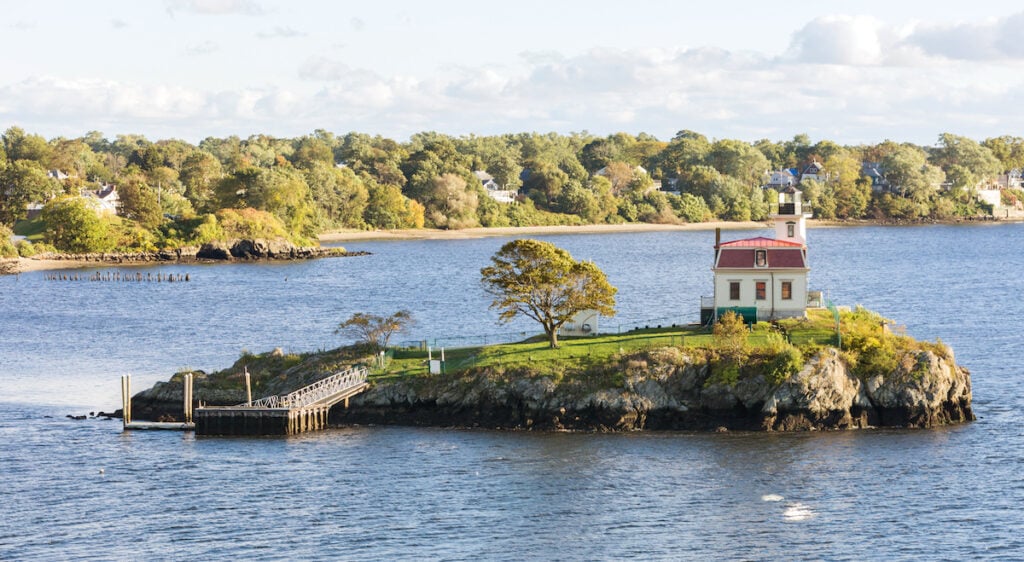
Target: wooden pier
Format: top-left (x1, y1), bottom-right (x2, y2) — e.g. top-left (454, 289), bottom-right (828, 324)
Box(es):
top-left (120, 366), bottom-right (370, 436)
top-left (193, 366), bottom-right (369, 436)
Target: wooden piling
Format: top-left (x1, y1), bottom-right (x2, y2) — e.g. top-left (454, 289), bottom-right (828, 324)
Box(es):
top-left (121, 374), bottom-right (132, 428)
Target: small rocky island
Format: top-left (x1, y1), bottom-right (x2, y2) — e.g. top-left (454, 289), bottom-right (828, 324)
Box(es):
top-left (130, 309), bottom-right (973, 432)
top-left (129, 188), bottom-right (972, 433)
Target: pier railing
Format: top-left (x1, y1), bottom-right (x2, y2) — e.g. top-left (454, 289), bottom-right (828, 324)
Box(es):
top-left (246, 366), bottom-right (368, 409)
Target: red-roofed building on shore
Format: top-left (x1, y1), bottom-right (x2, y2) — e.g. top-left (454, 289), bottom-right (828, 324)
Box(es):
top-left (704, 187), bottom-right (816, 323)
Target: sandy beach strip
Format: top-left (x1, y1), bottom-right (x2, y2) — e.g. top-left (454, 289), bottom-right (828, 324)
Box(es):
top-left (0, 220), bottom-right (803, 275)
top-left (318, 220), bottom-right (772, 243)
top-left (1, 257), bottom-right (112, 275)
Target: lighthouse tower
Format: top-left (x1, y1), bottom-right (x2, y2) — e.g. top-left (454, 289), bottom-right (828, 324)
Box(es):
top-left (707, 186), bottom-right (811, 323)
top-left (772, 186), bottom-right (811, 245)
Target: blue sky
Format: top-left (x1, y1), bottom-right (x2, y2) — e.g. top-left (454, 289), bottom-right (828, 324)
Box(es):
top-left (2, 0), bottom-right (1024, 145)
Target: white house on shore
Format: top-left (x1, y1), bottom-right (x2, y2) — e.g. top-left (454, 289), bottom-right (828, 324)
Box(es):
top-left (473, 171), bottom-right (517, 204)
top-left (705, 187), bottom-right (812, 323)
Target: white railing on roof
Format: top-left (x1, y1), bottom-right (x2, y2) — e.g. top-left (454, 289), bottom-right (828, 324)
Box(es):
top-left (245, 366), bottom-right (368, 409)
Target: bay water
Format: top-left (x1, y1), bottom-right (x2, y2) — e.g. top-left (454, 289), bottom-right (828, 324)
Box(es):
top-left (1, 224), bottom-right (1023, 559)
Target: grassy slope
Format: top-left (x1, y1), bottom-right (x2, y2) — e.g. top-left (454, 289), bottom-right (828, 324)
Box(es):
top-left (13, 218), bottom-right (46, 241)
top-left (375, 309), bottom-right (846, 382)
top-left (186, 308), bottom-right (946, 397)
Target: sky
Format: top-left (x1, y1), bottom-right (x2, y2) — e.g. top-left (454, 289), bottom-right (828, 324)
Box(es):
top-left (2, 0), bottom-right (1024, 145)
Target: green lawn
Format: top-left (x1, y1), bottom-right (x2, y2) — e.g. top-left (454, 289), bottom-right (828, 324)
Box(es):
top-left (376, 319), bottom-right (810, 378)
top-left (373, 309), bottom-right (848, 380)
top-left (13, 218), bottom-right (46, 241)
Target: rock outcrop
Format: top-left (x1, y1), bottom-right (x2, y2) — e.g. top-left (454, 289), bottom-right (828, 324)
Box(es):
top-left (12, 239), bottom-right (367, 270)
top-left (332, 346), bottom-right (973, 431)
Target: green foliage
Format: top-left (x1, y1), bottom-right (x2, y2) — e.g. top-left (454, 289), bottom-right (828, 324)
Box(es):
top-left (13, 217), bottom-right (46, 239)
top-left (15, 239), bottom-right (51, 257)
top-left (117, 172), bottom-right (164, 229)
top-left (706, 354), bottom-right (741, 387)
top-left (363, 183), bottom-right (425, 229)
top-left (669, 192), bottom-right (712, 223)
top-left (420, 173), bottom-right (480, 229)
top-left (3, 127), bottom-right (1016, 252)
top-left (758, 340), bottom-right (804, 385)
top-left (111, 219), bottom-right (158, 252)
top-left (503, 198), bottom-right (584, 227)
top-left (40, 197), bottom-right (115, 253)
top-left (481, 239), bottom-right (617, 348)
top-left (838, 307), bottom-right (901, 379)
top-left (0, 224), bottom-right (16, 258)
top-left (713, 311), bottom-right (748, 358)
top-left (0, 160), bottom-right (60, 226)
top-left (215, 208), bottom-right (297, 243)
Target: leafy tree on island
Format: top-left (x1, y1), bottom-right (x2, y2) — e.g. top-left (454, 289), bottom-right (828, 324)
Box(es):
top-left (336, 310), bottom-right (414, 351)
top-left (481, 239), bottom-right (616, 348)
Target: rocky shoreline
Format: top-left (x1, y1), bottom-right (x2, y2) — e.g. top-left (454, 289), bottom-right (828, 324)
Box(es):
top-left (1, 238), bottom-right (368, 274)
top-left (329, 348), bottom-right (973, 432)
top-left (132, 345), bottom-right (973, 432)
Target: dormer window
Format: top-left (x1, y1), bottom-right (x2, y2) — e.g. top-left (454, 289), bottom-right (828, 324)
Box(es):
top-left (755, 249), bottom-right (767, 267)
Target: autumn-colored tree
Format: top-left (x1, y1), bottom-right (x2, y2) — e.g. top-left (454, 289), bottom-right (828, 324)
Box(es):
top-left (481, 239), bottom-right (616, 348)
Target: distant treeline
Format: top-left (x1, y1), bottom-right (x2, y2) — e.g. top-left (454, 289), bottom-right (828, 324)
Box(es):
top-left (2, 127), bottom-right (1022, 256)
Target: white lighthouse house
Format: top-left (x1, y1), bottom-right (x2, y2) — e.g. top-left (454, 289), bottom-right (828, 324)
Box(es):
top-left (709, 187), bottom-right (812, 323)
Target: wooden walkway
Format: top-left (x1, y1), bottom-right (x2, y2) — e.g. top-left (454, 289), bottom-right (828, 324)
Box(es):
top-left (193, 366), bottom-right (370, 436)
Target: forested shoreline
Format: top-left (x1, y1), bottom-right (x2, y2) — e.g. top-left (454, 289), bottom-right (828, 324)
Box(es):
top-left (2, 127), bottom-right (1022, 258)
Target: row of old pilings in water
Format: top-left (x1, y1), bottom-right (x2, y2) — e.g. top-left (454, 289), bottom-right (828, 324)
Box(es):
top-left (43, 271), bottom-right (191, 282)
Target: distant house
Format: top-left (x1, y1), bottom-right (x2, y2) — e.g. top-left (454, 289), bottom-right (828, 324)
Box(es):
top-left (47, 169), bottom-right (70, 181)
top-left (997, 169), bottom-right (1023, 189)
top-left (861, 162), bottom-right (891, 192)
top-left (473, 170), bottom-right (517, 204)
top-left (800, 160), bottom-right (824, 183)
top-left (80, 184), bottom-right (120, 216)
top-left (658, 177), bottom-right (680, 194)
top-left (765, 169), bottom-right (798, 190)
top-left (25, 202), bottom-right (45, 220)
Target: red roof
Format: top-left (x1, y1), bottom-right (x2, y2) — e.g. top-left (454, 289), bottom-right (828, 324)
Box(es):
top-left (716, 247), bottom-right (807, 269)
top-left (718, 236), bottom-right (803, 248)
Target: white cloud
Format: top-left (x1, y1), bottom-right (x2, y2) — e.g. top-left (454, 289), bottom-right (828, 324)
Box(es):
top-left (256, 26), bottom-right (306, 39)
top-left (165, 0), bottom-right (265, 16)
top-left (786, 12), bottom-right (1024, 65)
top-left (185, 40), bottom-right (220, 56)
top-left (786, 15), bottom-right (888, 65)
top-left (6, 10), bottom-right (1024, 144)
top-left (907, 12), bottom-right (1024, 60)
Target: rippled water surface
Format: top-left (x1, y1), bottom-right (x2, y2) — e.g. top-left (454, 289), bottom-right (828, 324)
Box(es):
top-left (2, 224), bottom-right (1024, 559)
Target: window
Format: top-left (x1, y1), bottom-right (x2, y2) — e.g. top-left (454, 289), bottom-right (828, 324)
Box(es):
top-left (755, 249), bottom-right (767, 267)
top-left (755, 281), bottom-right (766, 300)
top-left (787, 222), bottom-right (795, 238)
top-left (729, 281), bottom-right (740, 300)
top-left (781, 281), bottom-right (792, 300)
